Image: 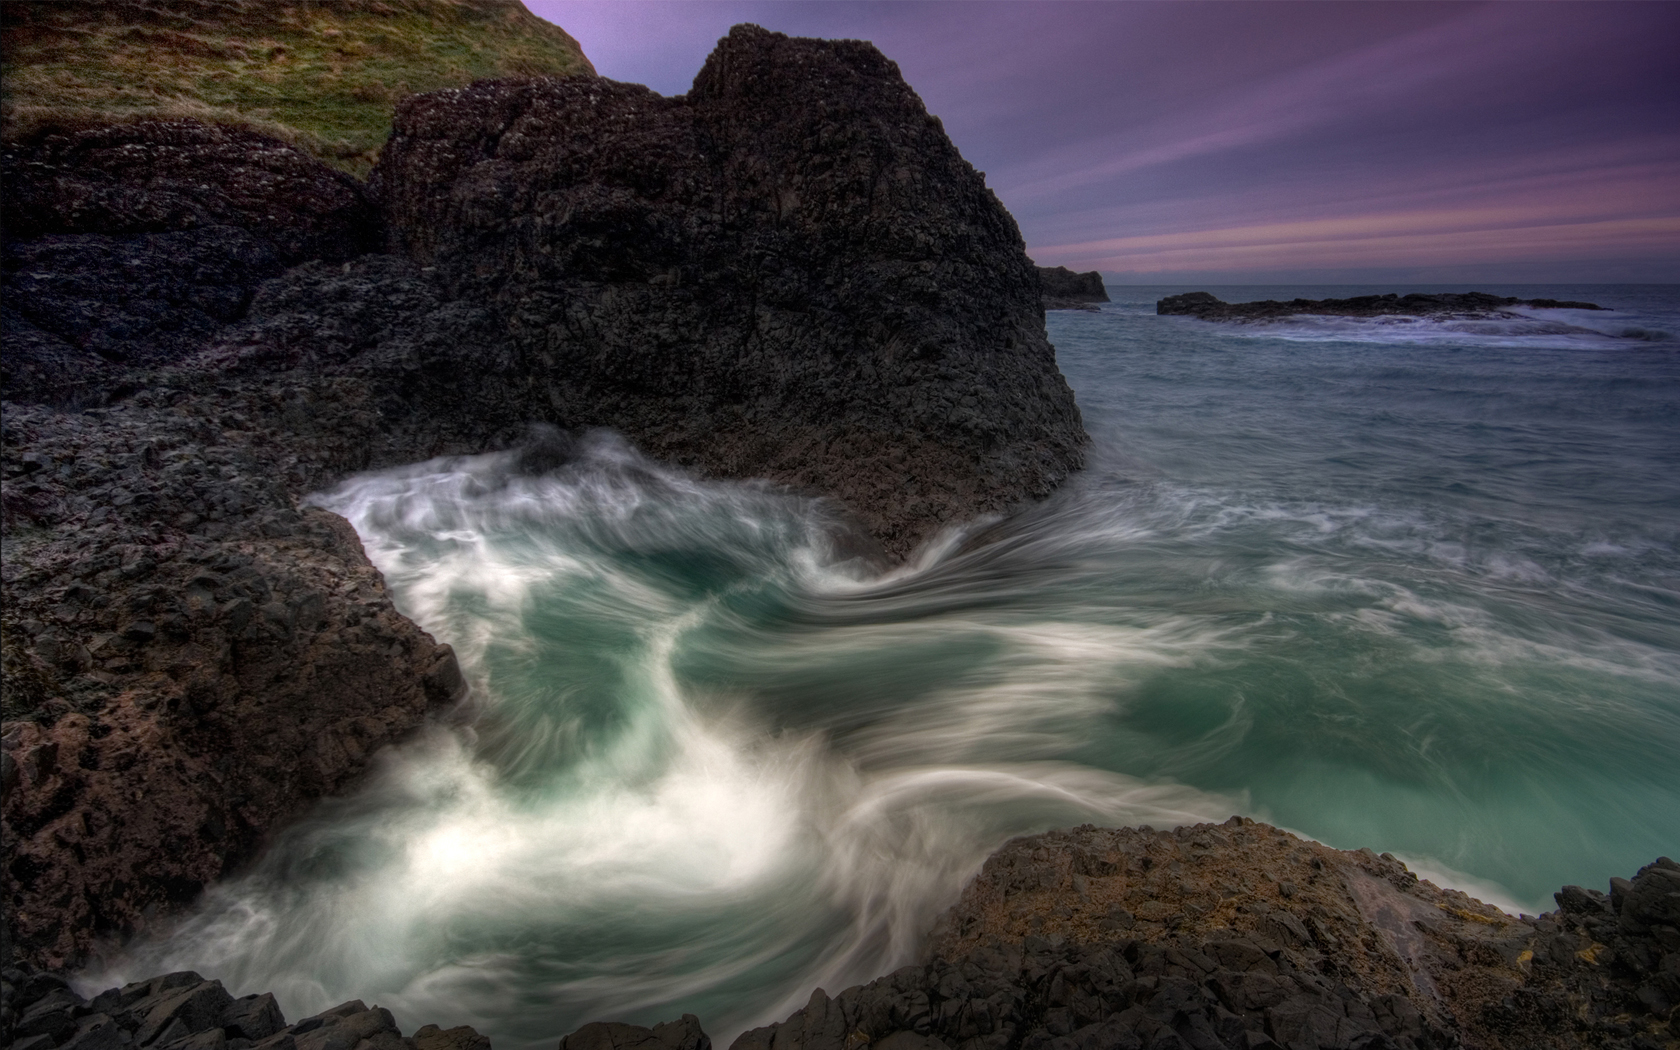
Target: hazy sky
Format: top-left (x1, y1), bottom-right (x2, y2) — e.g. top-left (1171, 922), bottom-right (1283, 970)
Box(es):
top-left (526, 1), bottom-right (1680, 283)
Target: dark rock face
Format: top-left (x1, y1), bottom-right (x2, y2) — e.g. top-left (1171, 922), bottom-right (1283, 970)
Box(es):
top-left (1, 122), bottom-right (379, 265)
top-left (1158, 290), bottom-right (1605, 321)
top-left (367, 24), bottom-right (1086, 555)
top-left (1, 397), bottom-right (464, 969)
top-left (2, 228), bottom-right (284, 404)
top-left (726, 822), bottom-right (1680, 1050)
top-left (1036, 266), bottom-right (1108, 311)
top-left (2, 25), bottom-right (1090, 969)
top-left (0, 966), bottom-right (458, 1050)
top-left (1, 120), bottom-right (378, 406)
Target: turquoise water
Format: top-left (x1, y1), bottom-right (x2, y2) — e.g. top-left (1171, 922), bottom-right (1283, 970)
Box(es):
top-left (93, 285), bottom-right (1680, 1047)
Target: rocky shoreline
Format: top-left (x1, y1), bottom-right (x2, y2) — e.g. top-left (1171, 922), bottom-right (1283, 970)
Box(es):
top-left (3, 24), bottom-right (1083, 971)
top-left (4, 820), bottom-right (1675, 1050)
top-left (5, 16), bottom-right (1674, 1050)
top-left (1156, 291), bottom-right (1605, 322)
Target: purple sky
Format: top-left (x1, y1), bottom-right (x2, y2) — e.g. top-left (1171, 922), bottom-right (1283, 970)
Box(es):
top-left (527, 1), bottom-right (1680, 283)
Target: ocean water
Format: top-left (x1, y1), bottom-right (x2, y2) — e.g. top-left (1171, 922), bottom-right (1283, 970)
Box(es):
top-left (91, 285), bottom-right (1680, 1047)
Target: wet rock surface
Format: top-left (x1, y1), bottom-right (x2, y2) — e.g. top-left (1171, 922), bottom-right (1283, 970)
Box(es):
top-left (1, 394), bottom-right (464, 968)
top-left (727, 821), bottom-right (1679, 1050)
top-left (0, 966), bottom-right (456, 1050)
top-left (4, 23), bottom-right (1090, 966)
top-left (1157, 291), bottom-right (1605, 322)
top-left (367, 24), bottom-right (1087, 556)
top-left (3, 821), bottom-right (1675, 1050)
top-left (1036, 268), bottom-right (1108, 312)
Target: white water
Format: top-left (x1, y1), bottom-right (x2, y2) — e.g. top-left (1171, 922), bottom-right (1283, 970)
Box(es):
top-left (86, 285), bottom-right (1680, 1047)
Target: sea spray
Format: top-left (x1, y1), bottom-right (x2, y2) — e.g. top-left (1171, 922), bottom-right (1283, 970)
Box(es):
top-left (89, 286), bottom-right (1680, 1048)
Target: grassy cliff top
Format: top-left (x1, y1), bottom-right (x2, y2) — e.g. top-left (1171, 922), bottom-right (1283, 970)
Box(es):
top-left (1, 0), bottom-right (594, 176)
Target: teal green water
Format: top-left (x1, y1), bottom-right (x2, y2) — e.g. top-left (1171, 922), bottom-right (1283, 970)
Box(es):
top-left (93, 285), bottom-right (1680, 1048)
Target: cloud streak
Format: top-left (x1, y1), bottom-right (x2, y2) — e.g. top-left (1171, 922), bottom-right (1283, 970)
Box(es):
top-left (528, 1), bottom-right (1680, 281)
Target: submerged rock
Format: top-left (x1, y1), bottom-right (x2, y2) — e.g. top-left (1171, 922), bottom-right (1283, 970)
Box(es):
top-left (1157, 290), bottom-right (1605, 321)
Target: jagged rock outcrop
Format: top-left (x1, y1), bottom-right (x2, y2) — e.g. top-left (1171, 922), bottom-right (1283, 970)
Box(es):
top-left (1036, 267), bottom-right (1108, 311)
top-left (728, 821), bottom-right (1680, 1050)
top-left (12, 822), bottom-right (1669, 1050)
top-left (1, 396), bottom-right (465, 969)
top-left (0, 121), bottom-right (379, 404)
top-left (365, 23), bottom-right (1087, 554)
top-left (2, 23), bottom-right (1092, 968)
top-left (0, 965), bottom-right (473, 1050)
top-left (1157, 291), bottom-right (1605, 322)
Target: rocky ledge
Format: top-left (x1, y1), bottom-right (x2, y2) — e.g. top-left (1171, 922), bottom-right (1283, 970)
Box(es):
top-left (4, 820), bottom-right (1675, 1050)
top-left (1157, 291), bottom-right (1605, 321)
top-left (3, 25), bottom-right (1086, 969)
top-left (1037, 268), bottom-right (1109, 312)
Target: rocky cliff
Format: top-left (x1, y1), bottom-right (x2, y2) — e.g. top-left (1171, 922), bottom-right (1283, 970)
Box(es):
top-left (367, 23), bottom-right (1086, 554)
top-left (3, 25), bottom-right (1087, 967)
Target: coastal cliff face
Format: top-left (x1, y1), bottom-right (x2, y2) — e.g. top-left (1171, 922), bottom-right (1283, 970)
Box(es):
top-left (366, 23), bottom-right (1086, 554)
top-left (3, 25), bottom-right (1088, 966)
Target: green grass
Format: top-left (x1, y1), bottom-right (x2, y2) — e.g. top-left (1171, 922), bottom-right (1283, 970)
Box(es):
top-left (1, 0), bottom-right (594, 176)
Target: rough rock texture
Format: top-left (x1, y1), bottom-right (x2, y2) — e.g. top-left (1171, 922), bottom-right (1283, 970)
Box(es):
top-left (727, 820), bottom-right (1680, 1050)
top-left (1036, 267), bottom-right (1108, 312)
top-left (1, 397), bottom-right (465, 969)
top-left (5, 821), bottom-right (1675, 1050)
top-left (2, 25), bottom-right (1092, 969)
top-left (0, 965), bottom-right (465, 1050)
top-left (1, 121), bottom-right (378, 405)
top-left (559, 1016), bottom-right (711, 1050)
top-left (1, 121), bottom-right (378, 263)
top-left (367, 24), bottom-right (1087, 555)
top-left (1157, 291), bottom-right (1605, 322)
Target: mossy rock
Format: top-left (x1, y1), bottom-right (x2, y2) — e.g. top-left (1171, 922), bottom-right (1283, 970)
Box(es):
top-left (1, 0), bottom-right (594, 176)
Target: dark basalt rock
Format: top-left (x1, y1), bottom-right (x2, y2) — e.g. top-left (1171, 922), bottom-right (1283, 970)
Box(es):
top-left (2, 23), bottom-right (1088, 971)
top-left (1158, 290), bottom-right (1605, 321)
top-left (1037, 266), bottom-right (1109, 312)
top-left (0, 969), bottom-right (451, 1050)
top-left (725, 823), bottom-right (1680, 1050)
top-left (3, 823), bottom-right (1675, 1050)
top-left (366, 23), bottom-right (1087, 556)
top-left (1, 121), bottom-right (378, 266)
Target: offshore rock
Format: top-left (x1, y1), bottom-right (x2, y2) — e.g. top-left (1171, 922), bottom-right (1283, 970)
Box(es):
top-left (1037, 266), bottom-right (1109, 311)
top-left (367, 23), bottom-right (1087, 555)
top-left (1157, 290), bottom-right (1605, 321)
